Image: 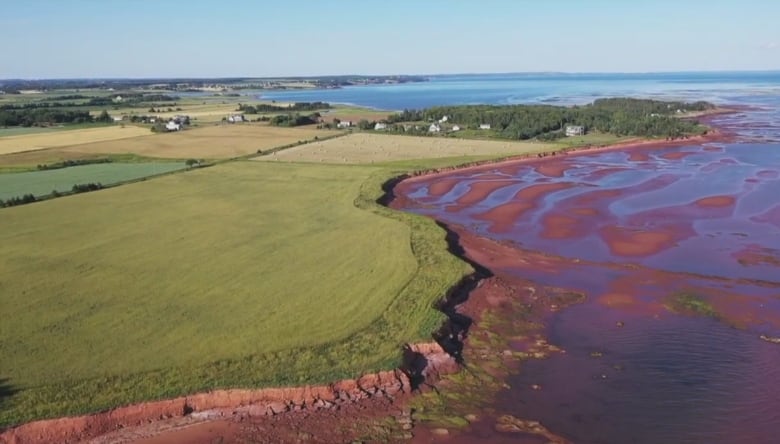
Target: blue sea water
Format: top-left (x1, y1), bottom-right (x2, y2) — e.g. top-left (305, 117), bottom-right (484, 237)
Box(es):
top-left (255, 71), bottom-right (780, 109)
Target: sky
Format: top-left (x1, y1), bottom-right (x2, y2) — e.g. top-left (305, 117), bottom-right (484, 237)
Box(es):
top-left (1, 0), bottom-right (779, 78)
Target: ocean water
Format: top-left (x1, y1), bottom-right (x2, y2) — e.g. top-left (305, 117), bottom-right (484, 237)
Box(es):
top-left (255, 71), bottom-right (780, 109)
top-left (388, 76), bottom-right (780, 443)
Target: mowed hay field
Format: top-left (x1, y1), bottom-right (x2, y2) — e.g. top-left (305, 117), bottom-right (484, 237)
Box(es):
top-left (57, 124), bottom-right (334, 159)
top-left (0, 125), bottom-right (150, 155)
top-left (254, 132), bottom-right (556, 164)
top-left (0, 160), bottom-right (470, 427)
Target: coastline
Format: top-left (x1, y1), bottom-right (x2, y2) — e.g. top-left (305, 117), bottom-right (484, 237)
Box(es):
top-left (0, 112), bottom-right (739, 443)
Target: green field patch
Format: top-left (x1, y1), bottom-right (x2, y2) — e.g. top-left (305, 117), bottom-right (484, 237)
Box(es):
top-left (0, 162), bottom-right (185, 200)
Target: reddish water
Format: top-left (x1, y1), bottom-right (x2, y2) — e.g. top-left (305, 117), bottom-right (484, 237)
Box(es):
top-left (396, 115), bottom-right (780, 443)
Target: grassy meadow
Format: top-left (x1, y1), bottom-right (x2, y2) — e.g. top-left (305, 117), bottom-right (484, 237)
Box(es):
top-left (254, 132), bottom-right (556, 164)
top-left (0, 162), bottom-right (185, 200)
top-left (0, 160), bottom-right (472, 427)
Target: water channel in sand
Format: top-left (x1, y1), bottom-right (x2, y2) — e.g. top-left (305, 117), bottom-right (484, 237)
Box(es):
top-left (396, 108), bottom-right (780, 443)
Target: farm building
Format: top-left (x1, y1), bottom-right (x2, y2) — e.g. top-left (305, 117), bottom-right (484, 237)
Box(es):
top-left (565, 125), bottom-right (586, 136)
top-left (429, 123), bottom-right (441, 133)
top-left (337, 120), bottom-right (353, 129)
top-left (374, 122), bottom-right (388, 130)
top-left (451, 125), bottom-right (461, 132)
top-left (165, 121), bottom-right (182, 131)
top-left (479, 123), bottom-right (491, 130)
top-left (227, 114), bottom-right (245, 123)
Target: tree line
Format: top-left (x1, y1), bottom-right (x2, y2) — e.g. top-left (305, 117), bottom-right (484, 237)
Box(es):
top-left (37, 158), bottom-right (112, 171)
top-left (0, 182), bottom-right (106, 209)
top-left (386, 98), bottom-right (714, 139)
top-left (268, 113), bottom-right (319, 127)
top-left (237, 102), bottom-right (331, 114)
top-left (0, 108), bottom-right (113, 127)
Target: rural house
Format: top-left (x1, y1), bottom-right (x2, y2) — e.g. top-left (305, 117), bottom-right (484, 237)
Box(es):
top-left (337, 120), bottom-right (353, 129)
top-left (227, 114), bottom-right (245, 123)
top-left (374, 122), bottom-right (388, 130)
top-left (429, 123), bottom-right (441, 133)
top-left (451, 125), bottom-right (461, 132)
top-left (479, 123), bottom-right (491, 130)
top-left (165, 121), bottom-right (182, 131)
top-left (565, 125), bottom-right (586, 136)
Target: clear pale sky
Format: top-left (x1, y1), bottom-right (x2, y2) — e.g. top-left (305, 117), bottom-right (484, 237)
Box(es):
top-left (2, 0), bottom-right (778, 78)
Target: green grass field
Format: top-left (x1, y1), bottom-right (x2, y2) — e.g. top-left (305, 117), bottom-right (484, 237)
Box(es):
top-left (0, 160), bottom-right (472, 427)
top-left (0, 162), bottom-right (186, 200)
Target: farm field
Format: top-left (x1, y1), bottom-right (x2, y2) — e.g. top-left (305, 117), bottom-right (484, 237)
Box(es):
top-left (0, 124), bottom-right (336, 169)
top-left (0, 160), bottom-right (471, 427)
top-left (0, 125), bottom-right (151, 155)
top-left (320, 106), bottom-right (394, 124)
top-left (56, 124), bottom-right (334, 159)
top-left (0, 162), bottom-right (185, 200)
top-left (254, 132), bottom-right (556, 164)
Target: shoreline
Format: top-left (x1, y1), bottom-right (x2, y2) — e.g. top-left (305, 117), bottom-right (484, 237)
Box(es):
top-left (0, 112), bottom-right (739, 443)
top-left (397, 112), bottom-right (737, 189)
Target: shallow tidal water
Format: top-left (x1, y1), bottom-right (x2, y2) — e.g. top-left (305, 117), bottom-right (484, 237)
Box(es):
top-left (397, 105), bottom-right (780, 443)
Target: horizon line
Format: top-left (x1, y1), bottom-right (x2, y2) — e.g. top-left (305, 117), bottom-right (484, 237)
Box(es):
top-left (2, 69), bottom-right (780, 82)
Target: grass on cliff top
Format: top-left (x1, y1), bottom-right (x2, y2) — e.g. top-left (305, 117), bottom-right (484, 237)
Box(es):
top-left (0, 159), bottom-right (474, 428)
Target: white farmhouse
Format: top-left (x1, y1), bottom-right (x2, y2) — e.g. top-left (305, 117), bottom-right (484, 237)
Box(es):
top-left (374, 122), bottom-right (388, 130)
top-left (227, 114), bottom-right (245, 123)
top-left (429, 123), bottom-right (441, 133)
top-left (166, 121), bottom-right (182, 131)
top-left (565, 125), bottom-right (585, 137)
top-left (479, 123), bottom-right (491, 130)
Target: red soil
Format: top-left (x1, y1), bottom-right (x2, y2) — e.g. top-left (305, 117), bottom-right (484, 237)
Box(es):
top-left (0, 345), bottom-right (458, 444)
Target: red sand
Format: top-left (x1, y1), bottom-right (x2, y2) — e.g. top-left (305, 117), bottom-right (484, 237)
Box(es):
top-left (660, 151), bottom-right (697, 160)
top-left (535, 162), bottom-right (570, 178)
top-left (514, 182), bottom-right (575, 201)
top-left (541, 214), bottom-right (581, 240)
top-left (694, 195), bottom-right (736, 208)
top-left (599, 226), bottom-right (677, 257)
top-left (476, 201), bottom-right (534, 233)
top-left (455, 180), bottom-right (519, 206)
top-left (428, 177), bottom-right (461, 196)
